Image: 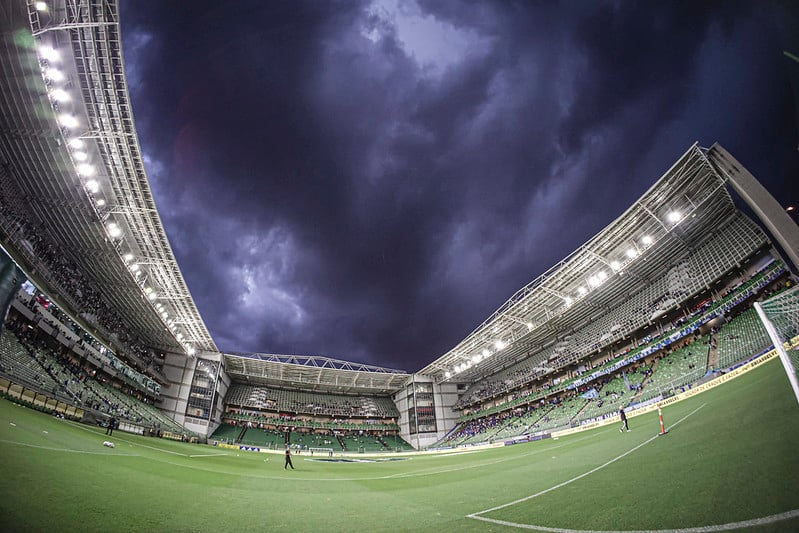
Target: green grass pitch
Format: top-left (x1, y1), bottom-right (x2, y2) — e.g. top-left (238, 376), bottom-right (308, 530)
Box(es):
top-left (1, 358), bottom-right (798, 532)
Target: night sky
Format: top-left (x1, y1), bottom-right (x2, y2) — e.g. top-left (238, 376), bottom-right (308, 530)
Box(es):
top-left (119, 1), bottom-right (798, 372)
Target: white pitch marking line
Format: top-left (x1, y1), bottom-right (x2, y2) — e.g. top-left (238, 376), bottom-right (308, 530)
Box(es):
top-left (64, 420), bottom-right (189, 456)
top-left (467, 509), bottom-right (799, 532)
top-left (0, 438), bottom-right (139, 456)
top-left (153, 426), bottom-right (615, 483)
top-left (64, 421), bottom-right (226, 458)
top-left (384, 430), bottom-right (608, 480)
top-left (468, 404), bottom-right (705, 519)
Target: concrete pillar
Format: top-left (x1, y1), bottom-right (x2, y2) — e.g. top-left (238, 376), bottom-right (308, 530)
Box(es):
top-left (706, 143), bottom-right (799, 273)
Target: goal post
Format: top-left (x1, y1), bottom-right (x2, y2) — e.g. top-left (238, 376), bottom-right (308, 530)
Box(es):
top-left (754, 285), bottom-right (799, 405)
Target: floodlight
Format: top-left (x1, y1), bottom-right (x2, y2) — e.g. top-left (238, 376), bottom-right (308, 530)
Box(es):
top-left (597, 270), bottom-right (607, 281)
top-left (472, 355), bottom-right (479, 364)
top-left (144, 286), bottom-right (152, 294)
top-left (147, 292), bottom-right (157, 301)
top-left (667, 211), bottom-right (681, 223)
top-left (45, 68), bottom-right (64, 81)
top-left (187, 346), bottom-right (196, 356)
top-left (641, 235), bottom-right (653, 246)
top-left (177, 333), bottom-right (184, 340)
top-left (77, 163), bottom-right (95, 176)
top-left (106, 223), bottom-right (121, 238)
top-left (38, 46), bottom-right (59, 62)
top-left (610, 260), bottom-right (621, 271)
top-left (626, 248), bottom-right (638, 259)
top-left (564, 297), bottom-right (573, 306)
top-left (494, 339), bottom-right (506, 350)
top-left (35, 2), bottom-right (47, 12)
top-left (58, 114), bottom-right (78, 128)
top-left (161, 311), bottom-right (168, 318)
top-left (85, 179), bottom-right (99, 193)
top-left (482, 349), bottom-right (490, 358)
top-left (73, 151), bottom-right (87, 161)
top-left (444, 371), bottom-right (451, 378)
top-left (95, 198), bottom-right (105, 207)
top-left (588, 275), bottom-right (599, 287)
top-left (68, 138), bottom-right (84, 149)
top-left (578, 286), bottom-right (587, 295)
top-left (50, 88), bottom-right (69, 102)
top-left (526, 322), bottom-right (533, 330)
top-left (130, 263), bottom-right (140, 272)
top-left (123, 253), bottom-right (133, 262)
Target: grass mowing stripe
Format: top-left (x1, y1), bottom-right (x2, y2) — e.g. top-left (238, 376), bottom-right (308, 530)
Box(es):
top-left (137, 430), bottom-right (609, 483)
top-left (469, 403), bottom-right (706, 520)
top-left (385, 429), bottom-right (609, 480)
top-left (0, 437), bottom-right (140, 456)
top-left (463, 508), bottom-right (799, 532)
top-left (1, 360), bottom-right (795, 532)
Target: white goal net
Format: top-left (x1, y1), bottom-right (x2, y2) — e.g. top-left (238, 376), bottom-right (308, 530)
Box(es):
top-left (755, 285), bottom-right (799, 405)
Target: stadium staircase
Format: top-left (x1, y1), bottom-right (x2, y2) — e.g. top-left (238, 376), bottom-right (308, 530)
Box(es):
top-left (706, 333), bottom-right (720, 370)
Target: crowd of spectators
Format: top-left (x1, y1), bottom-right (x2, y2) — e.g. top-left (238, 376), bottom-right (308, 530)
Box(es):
top-left (455, 260), bottom-right (789, 433)
top-left (0, 193), bottom-right (162, 376)
top-left (2, 316), bottom-right (141, 421)
top-left (14, 290), bottom-right (160, 394)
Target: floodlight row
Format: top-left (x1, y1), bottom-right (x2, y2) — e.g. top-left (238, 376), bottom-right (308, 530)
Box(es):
top-left (33, 26), bottom-right (196, 358)
top-left (444, 211), bottom-right (685, 380)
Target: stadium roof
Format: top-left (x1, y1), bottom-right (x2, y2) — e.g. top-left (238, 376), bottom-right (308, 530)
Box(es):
top-left (224, 352), bottom-right (409, 395)
top-left (419, 143), bottom-right (749, 384)
top-left (0, 0), bottom-right (215, 356)
top-left (0, 1), bottom-right (780, 396)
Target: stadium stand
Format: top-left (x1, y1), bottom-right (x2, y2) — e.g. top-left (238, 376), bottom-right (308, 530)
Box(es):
top-left (216, 387), bottom-right (412, 449)
top-left (458, 257), bottom-right (786, 415)
top-left (435, 257), bottom-right (792, 448)
top-left (455, 218), bottom-right (769, 410)
top-left (288, 431), bottom-right (342, 451)
top-left (1, 310), bottom-right (193, 437)
top-left (0, 330), bottom-right (61, 396)
top-left (239, 427), bottom-right (287, 449)
top-left (209, 423), bottom-right (241, 444)
top-left (381, 434), bottom-right (415, 451)
top-left (225, 383), bottom-right (400, 419)
top-left (716, 308), bottom-right (773, 369)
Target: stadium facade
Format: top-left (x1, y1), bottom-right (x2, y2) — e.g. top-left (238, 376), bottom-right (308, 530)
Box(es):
top-left (0, 0), bottom-right (797, 450)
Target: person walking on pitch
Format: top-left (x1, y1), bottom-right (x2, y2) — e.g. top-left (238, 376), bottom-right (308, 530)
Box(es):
top-left (619, 406), bottom-right (630, 432)
top-left (284, 447), bottom-right (294, 470)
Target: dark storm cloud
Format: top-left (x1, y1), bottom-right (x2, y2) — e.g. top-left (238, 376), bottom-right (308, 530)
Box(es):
top-left (120, 0), bottom-right (798, 371)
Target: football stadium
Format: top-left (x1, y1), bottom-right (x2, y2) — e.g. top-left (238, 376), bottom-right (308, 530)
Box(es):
top-left (1, 1), bottom-right (799, 532)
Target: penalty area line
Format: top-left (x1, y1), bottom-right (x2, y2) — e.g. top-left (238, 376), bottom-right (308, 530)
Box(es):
top-left (468, 403), bottom-right (705, 522)
top-left (466, 508), bottom-right (799, 532)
